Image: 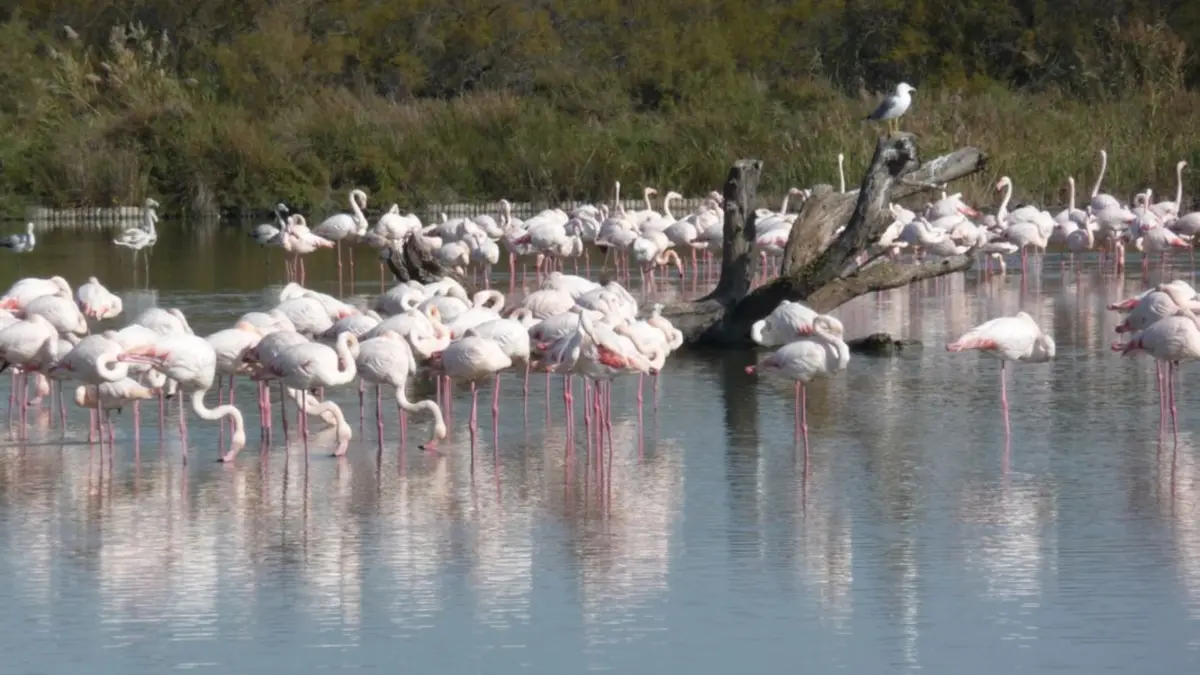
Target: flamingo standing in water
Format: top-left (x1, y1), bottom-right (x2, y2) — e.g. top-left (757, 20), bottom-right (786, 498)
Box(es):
top-left (118, 334), bottom-right (247, 463)
top-left (313, 188), bottom-right (369, 291)
top-left (946, 312), bottom-right (1056, 438)
top-left (354, 331), bottom-right (446, 450)
top-left (744, 314), bottom-right (849, 458)
top-left (255, 333), bottom-right (358, 458)
top-left (75, 277), bottom-right (123, 320)
top-left (427, 336), bottom-right (512, 447)
top-left (281, 215), bottom-right (334, 284)
top-left (74, 378), bottom-right (157, 446)
top-left (1117, 304), bottom-right (1200, 445)
top-left (47, 334), bottom-right (134, 446)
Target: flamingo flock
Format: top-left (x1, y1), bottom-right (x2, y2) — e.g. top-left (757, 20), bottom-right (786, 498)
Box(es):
top-left (5, 146), bottom-right (1200, 463)
top-left (874, 149), bottom-right (1200, 277)
top-left (238, 146), bottom-right (1200, 309)
top-left (0, 271), bottom-right (681, 465)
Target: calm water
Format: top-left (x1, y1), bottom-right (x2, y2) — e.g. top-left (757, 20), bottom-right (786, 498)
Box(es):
top-left (2, 223), bottom-right (1200, 674)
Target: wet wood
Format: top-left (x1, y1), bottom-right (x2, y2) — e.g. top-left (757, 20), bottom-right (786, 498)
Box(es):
top-left (384, 234), bottom-right (469, 288)
top-left (846, 332), bottom-right (924, 356)
top-left (662, 134), bottom-right (988, 348)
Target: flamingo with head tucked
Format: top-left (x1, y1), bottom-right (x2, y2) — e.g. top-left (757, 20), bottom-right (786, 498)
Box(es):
top-left (745, 314), bottom-right (849, 458)
top-left (946, 311), bottom-right (1055, 439)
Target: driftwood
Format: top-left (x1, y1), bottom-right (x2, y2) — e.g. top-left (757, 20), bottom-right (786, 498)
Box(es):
top-left (664, 133), bottom-right (988, 347)
top-left (384, 235), bottom-right (469, 287)
top-left (846, 332), bottom-right (923, 356)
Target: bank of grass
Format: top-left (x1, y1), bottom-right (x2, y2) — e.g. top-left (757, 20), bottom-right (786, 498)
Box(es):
top-left (3, 23), bottom-right (1199, 217)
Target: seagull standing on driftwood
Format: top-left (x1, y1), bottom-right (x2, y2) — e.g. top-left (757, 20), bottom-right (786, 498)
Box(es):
top-left (865, 82), bottom-right (916, 135)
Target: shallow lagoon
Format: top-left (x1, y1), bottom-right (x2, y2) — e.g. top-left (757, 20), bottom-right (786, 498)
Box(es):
top-left (1, 224), bottom-right (1198, 673)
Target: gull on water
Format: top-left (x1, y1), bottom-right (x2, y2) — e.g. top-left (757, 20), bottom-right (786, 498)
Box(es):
top-left (0, 222), bottom-right (36, 254)
top-left (865, 82), bottom-right (916, 135)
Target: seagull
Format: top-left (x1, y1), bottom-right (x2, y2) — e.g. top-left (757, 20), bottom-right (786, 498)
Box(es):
top-left (865, 82), bottom-right (916, 135)
top-left (0, 222), bottom-right (35, 253)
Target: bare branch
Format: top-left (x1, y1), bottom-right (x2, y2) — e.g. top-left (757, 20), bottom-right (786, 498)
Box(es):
top-left (806, 255), bottom-right (974, 312)
top-left (701, 159), bottom-right (762, 304)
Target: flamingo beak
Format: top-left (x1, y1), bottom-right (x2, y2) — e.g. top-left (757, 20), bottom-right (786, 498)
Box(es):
top-left (118, 345), bottom-right (168, 364)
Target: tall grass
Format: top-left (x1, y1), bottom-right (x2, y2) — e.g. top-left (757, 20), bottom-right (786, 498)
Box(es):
top-left (2, 19), bottom-right (1199, 217)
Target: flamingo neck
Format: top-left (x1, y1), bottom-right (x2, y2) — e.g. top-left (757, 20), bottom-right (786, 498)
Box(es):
top-left (998, 182), bottom-right (1013, 222)
top-left (1092, 153), bottom-right (1106, 198)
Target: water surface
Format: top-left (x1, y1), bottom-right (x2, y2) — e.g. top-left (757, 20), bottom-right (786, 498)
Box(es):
top-left (1, 224), bottom-right (1199, 673)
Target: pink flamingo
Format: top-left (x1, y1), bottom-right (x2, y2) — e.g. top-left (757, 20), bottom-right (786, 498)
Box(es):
top-left (1117, 305), bottom-right (1200, 445)
top-left (254, 332), bottom-right (358, 458)
top-left (280, 215), bottom-right (334, 284)
top-left (572, 311), bottom-right (659, 459)
top-left (312, 188), bottom-right (369, 292)
top-left (427, 336), bottom-right (512, 449)
top-left (0, 276), bottom-right (72, 312)
top-left (75, 276), bottom-right (123, 320)
top-left (47, 334), bottom-right (134, 446)
top-left (242, 329), bottom-right (310, 439)
top-left (0, 314), bottom-right (61, 437)
top-left (206, 323), bottom-right (264, 445)
top-left (74, 378), bottom-right (156, 446)
top-left (1109, 280), bottom-right (1196, 312)
top-left (946, 311), bottom-right (1056, 437)
top-left (354, 331), bottom-right (446, 450)
top-left (117, 335), bottom-right (247, 463)
top-left (745, 314), bottom-right (849, 458)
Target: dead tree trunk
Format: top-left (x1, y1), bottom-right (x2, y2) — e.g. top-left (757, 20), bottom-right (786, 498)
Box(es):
top-left (385, 235), bottom-right (470, 288)
top-left (663, 133), bottom-right (988, 347)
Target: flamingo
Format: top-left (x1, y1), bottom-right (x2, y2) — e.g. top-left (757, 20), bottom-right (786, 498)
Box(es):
top-left (255, 332), bottom-right (358, 457)
top-left (313, 188), bottom-right (369, 290)
top-left (744, 315), bottom-right (849, 458)
top-left (75, 277), bottom-right (123, 320)
top-left (132, 307), bottom-right (193, 336)
top-left (112, 199), bottom-right (159, 273)
top-left (1109, 279), bottom-right (1196, 312)
top-left (22, 294), bottom-right (88, 338)
top-left (751, 301), bottom-right (843, 347)
top-left (74, 378), bottom-right (157, 446)
top-left (117, 334), bottom-right (247, 462)
top-left (946, 312), bottom-right (1056, 438)
top-left (46, 334), bottom-right (133, 445)
top-left (1117, 303), bottom-right (1200, 445)
top-left (0, 314), bottom-right (61, 436)
top-left (464, 312), bottom-right (536, 406)
top-left (354, 331), bottom-right (446, 450)
top-left (280, 215), bottom-right (334, 284)
top-left (427, 336), bottom-right (513, 445)
top-left (0, 276), bottom-right (72, 311)
top-left (206, 323), bottom-right (265, 443)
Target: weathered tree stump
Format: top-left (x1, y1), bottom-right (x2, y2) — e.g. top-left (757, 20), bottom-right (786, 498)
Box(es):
top-left (384, 234), bottom-right (469, 288)
top-left (663, 133), bottom-right (988, 348)
top-left (846, 332), bottom-right (923, 356)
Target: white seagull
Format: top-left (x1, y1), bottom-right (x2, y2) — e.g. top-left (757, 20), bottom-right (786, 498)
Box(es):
top-left (0, 222), bottom-right (36, 253)
top-left (865, 82), bottom-right (916, 135)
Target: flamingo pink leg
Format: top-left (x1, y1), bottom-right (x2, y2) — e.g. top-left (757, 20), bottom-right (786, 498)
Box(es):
top-left (279, 383), bottom-right (290, 441)
top-left (300, 389), bottom-right (310, 462)
top-left (1000, 361), bottom-right (1011, 438)
top-left (492, 374), bottom-right (501, 446)
top-left (1170, 361), bottom-right (1180, 445)
top-left (178, 393), bottom-right (189, 463)
top-left (375, 384), bottom-right (384, 449)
